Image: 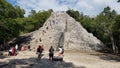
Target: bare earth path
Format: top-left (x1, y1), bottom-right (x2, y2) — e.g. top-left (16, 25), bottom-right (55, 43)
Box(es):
top-left (0, 50), bottom-right (120, 68)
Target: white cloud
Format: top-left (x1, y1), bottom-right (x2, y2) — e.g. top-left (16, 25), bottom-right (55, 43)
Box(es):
top-left (15, 0), bottom-right (120, 16)
top-left (76, 1), bottom-right (94, 10)
top-left (16, 0), bottom-right (68, 16)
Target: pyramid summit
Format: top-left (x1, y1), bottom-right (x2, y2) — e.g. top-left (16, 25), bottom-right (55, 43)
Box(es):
top-left (30, 11), bottom-right (104, 51)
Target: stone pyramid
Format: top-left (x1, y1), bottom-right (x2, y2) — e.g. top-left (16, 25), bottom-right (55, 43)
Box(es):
top-left (30, 11), bottom-right (104, 51)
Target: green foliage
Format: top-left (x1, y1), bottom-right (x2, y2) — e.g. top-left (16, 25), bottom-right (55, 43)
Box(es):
top-left (66, 9), bottom-right (82, 21)
top-left (0, 0), bottom-right (51, 44)
top-left (113, 15), bottom-right (120, 49)
top-left (118, 0), bottom-right (120, 2)
top-left (31, 11), bottom-right (51, 30)
top-left (94, 6), bottom-right (117, 47)
top-left (14, 6), bottom-right (25, 18)
top-left (0, 18), bottom-right (21, 43)
top-left (15, 10), bottom-right (51, 33)
top-left (0, 0), bottom-right (25, 19)
top-left (0, 0), bottom-right (25, 43)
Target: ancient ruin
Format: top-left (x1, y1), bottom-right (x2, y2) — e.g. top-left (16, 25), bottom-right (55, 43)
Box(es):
top-left (30, 11), bottom-right (104, 51)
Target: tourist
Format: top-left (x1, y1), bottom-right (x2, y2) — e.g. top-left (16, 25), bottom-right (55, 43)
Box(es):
top-left (41, 45), bottom-right (44, 52)
top-left (36, 45), bottom-right (43, 60)
top-left (11, 46), bottom-right (15, 56)
top-left (58, 48), bottom-right (62, 57)
top-left (8, 47), bottom-right (12, 56)
top-left (57, 47), bottom-right (64, 57)
top-left (15, 44), bottom-right (18, 51)
top-left (28, 45), bottom-right (31, 51)
top-left (49, 46), bottom-right (54, 61)
top-left (21, 45), bottom-right (25, 51)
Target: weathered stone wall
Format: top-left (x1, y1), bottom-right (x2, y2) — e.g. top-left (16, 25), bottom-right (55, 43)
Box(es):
top-left (29, 11), bottom-right (104, 51)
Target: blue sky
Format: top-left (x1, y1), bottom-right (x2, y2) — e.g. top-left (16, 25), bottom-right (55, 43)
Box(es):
top-left (7, 0), bottom-right (17, 5)
top-left (7, 0), bottom-right (120, 17)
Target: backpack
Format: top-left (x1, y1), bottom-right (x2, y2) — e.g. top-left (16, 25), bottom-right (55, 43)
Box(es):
top-left (61, 48), bottom-right (64, 54)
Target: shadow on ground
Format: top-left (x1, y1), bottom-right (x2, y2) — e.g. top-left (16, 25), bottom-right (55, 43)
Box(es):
top-left (0, 52), bottom-right (7, 59)
top-left (0, 55), bottom-right (6, 59)
top-left (90, 53), bottom-right (120, 62)
top-left (0, 57), bottom-right (86, 68)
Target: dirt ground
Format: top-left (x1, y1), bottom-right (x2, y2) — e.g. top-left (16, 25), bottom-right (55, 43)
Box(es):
top-left (64, 50), bottom-right (120, 68)
top-left (0, 49), bottom-right (120, 68)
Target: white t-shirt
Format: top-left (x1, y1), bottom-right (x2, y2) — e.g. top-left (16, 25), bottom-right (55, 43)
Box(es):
top-left (9, 49), bottom-right (12, 52)
top-left (59, 48), bottom-right (62, 53)
top-left (15, 45), bottom-right (18, 50)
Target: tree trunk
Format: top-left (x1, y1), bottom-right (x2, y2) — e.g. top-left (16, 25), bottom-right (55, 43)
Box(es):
top-left (103, 23), bottom-right (118, 54)
top-left (110, 33), bottom-right (118, 54)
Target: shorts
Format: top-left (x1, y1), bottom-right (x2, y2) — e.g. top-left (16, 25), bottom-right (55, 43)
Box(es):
top-left (49, 53), bottom-right (54, 57)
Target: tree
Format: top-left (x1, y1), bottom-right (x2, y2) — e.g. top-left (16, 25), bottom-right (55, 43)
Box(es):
top-left (0, 19), bottom-right (21, 43)
top-left (30, 10), bottom-right (51, 30)
top-left (66, 9), bottom-right (81, 21)
top-left (48, 9), bottom-right (53, 13)
top-left (0, 0), bottom-right (21, 44)
top-left (0, 0), bottom-right (53, 48)
top-left (29, 10), bottom-right (36, 17)
top-left (118, 0), bottom-right (120, 2)
top-left (14, 5), bottom-right (25, 17)
top-left (95, 6), bottom-right (118, 54)
top-left (113, 15), bottom-right (120, 53)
